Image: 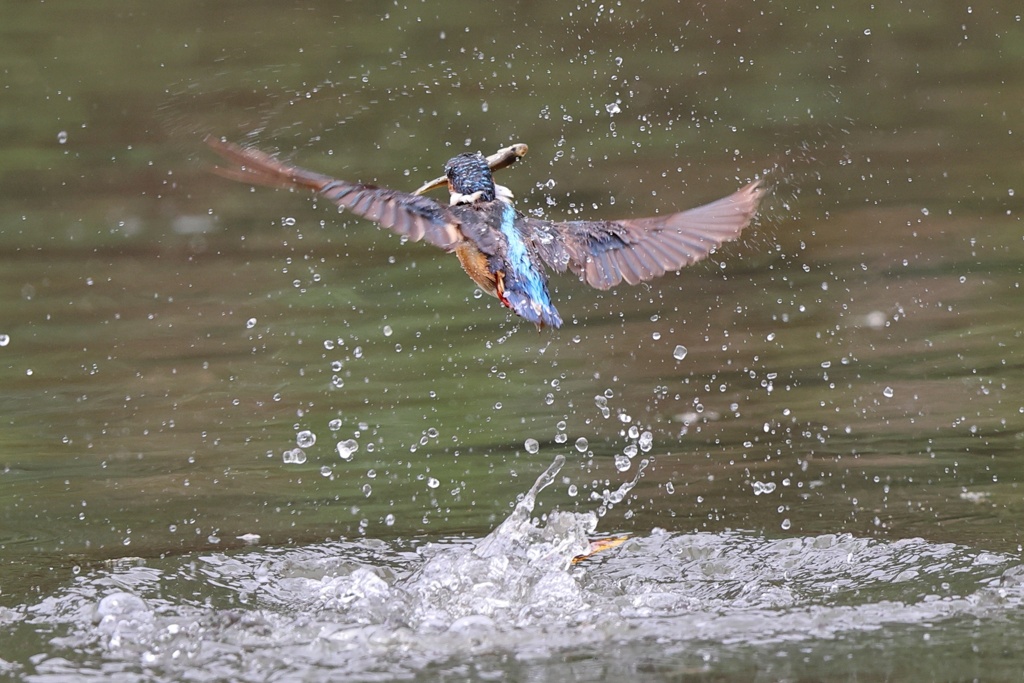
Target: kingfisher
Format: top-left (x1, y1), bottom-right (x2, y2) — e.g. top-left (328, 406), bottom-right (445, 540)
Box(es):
top-left (206, 136), bottom-right (765, 329)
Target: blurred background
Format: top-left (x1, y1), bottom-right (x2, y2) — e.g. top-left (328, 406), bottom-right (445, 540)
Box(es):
top-left (1, 1), bottom-right (1022, 679)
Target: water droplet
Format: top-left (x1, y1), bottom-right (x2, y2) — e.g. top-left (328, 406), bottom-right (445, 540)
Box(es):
top-left (57, 130), bottom-right (68, 144)
top-left (575, 437), bottom-right (589, 452)
top-left (524, 438), bottom-right (540, 454)
top-left (336, 439), bottom-right (359, 460)
top-left (282, 448), bottom-right (306, 464)
top-left (426, 477), bottom-right (440, 489)
top-left (0, 334), bottom-right (9, 347)
top-left (781, 518), bottom-right (792, 530)
top-left (328, 418), bottom-right (342, 431)
top-left (639, 431), bottom-right (654, 452)
top-left (614, 454), bottom-right (631, 472)
top-left (296, 430), bottom-right (316, 448)
top-left (383, 325), bottom-right (393, 337)
top-left (673, 345), bottom-right (688, 361)
top-left (605, 102), bottom-right (621, 115)
top-left (384, 513), bottom-right (395, 526)
top-left (883, 386), bottom-right (894, 398)
top-left (246, 318), bottom-right (257, 329)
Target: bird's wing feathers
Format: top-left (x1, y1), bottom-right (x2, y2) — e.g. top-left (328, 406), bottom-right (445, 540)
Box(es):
top-left (208, 136), bottom-right (764, 300)
top-left (205, 137), bottom-right (464, 250)
top-left (531, 180), bottom-right (765, 290)
top-left (317, 182), bottom-right (462, 248)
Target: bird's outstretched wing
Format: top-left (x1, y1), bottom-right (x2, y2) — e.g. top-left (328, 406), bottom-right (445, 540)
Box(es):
top-left (529, 180), bottom-right (765, 289)
top-left (205, 137), bottom-right (464, 250)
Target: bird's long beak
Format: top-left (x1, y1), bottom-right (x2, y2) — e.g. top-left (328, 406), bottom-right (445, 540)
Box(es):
top-left (413, 143), bottom-right (528, 196)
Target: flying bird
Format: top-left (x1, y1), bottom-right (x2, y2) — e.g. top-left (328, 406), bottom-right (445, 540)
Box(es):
top-left (206, 136), bottom-right (764, 329)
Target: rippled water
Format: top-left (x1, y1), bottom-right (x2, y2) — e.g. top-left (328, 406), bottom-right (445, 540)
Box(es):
top-left (6, 458), bottom-right (1023, 681)
top-left (2, 0), bottom-right (1024, 680)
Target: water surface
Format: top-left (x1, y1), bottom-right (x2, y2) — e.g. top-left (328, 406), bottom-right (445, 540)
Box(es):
top-left (1, 1), bottom-right (1023, 680)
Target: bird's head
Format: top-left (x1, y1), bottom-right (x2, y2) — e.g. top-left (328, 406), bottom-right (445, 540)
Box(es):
top-left (444, 152), bottom-right (496, 205)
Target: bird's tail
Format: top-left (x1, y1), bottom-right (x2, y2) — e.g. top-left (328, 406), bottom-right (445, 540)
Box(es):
top-left (204, 136), bottom-right (332, 192)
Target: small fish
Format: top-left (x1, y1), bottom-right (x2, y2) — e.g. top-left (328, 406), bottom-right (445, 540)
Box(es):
top-left (207, 137), bottom-right (765, 329)
top-left (571, 534), bottom-right (631, 564)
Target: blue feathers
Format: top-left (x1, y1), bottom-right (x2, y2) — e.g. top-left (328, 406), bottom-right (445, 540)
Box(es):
top-left (445, 153), bottom-right (497, 202)
top-left (443, 153), bottom-right (562, 327)
top-left (497, 203), bottom-right (563, 328)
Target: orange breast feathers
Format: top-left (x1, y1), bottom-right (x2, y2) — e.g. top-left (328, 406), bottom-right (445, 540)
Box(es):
top-left (455, 244), bottom-right (500, 298)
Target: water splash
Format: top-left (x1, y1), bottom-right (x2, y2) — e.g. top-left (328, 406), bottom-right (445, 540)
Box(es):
top-left (7, 459), bottom-right (1024, 682)
top-left (471, 454), bottom-right (591, 565)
